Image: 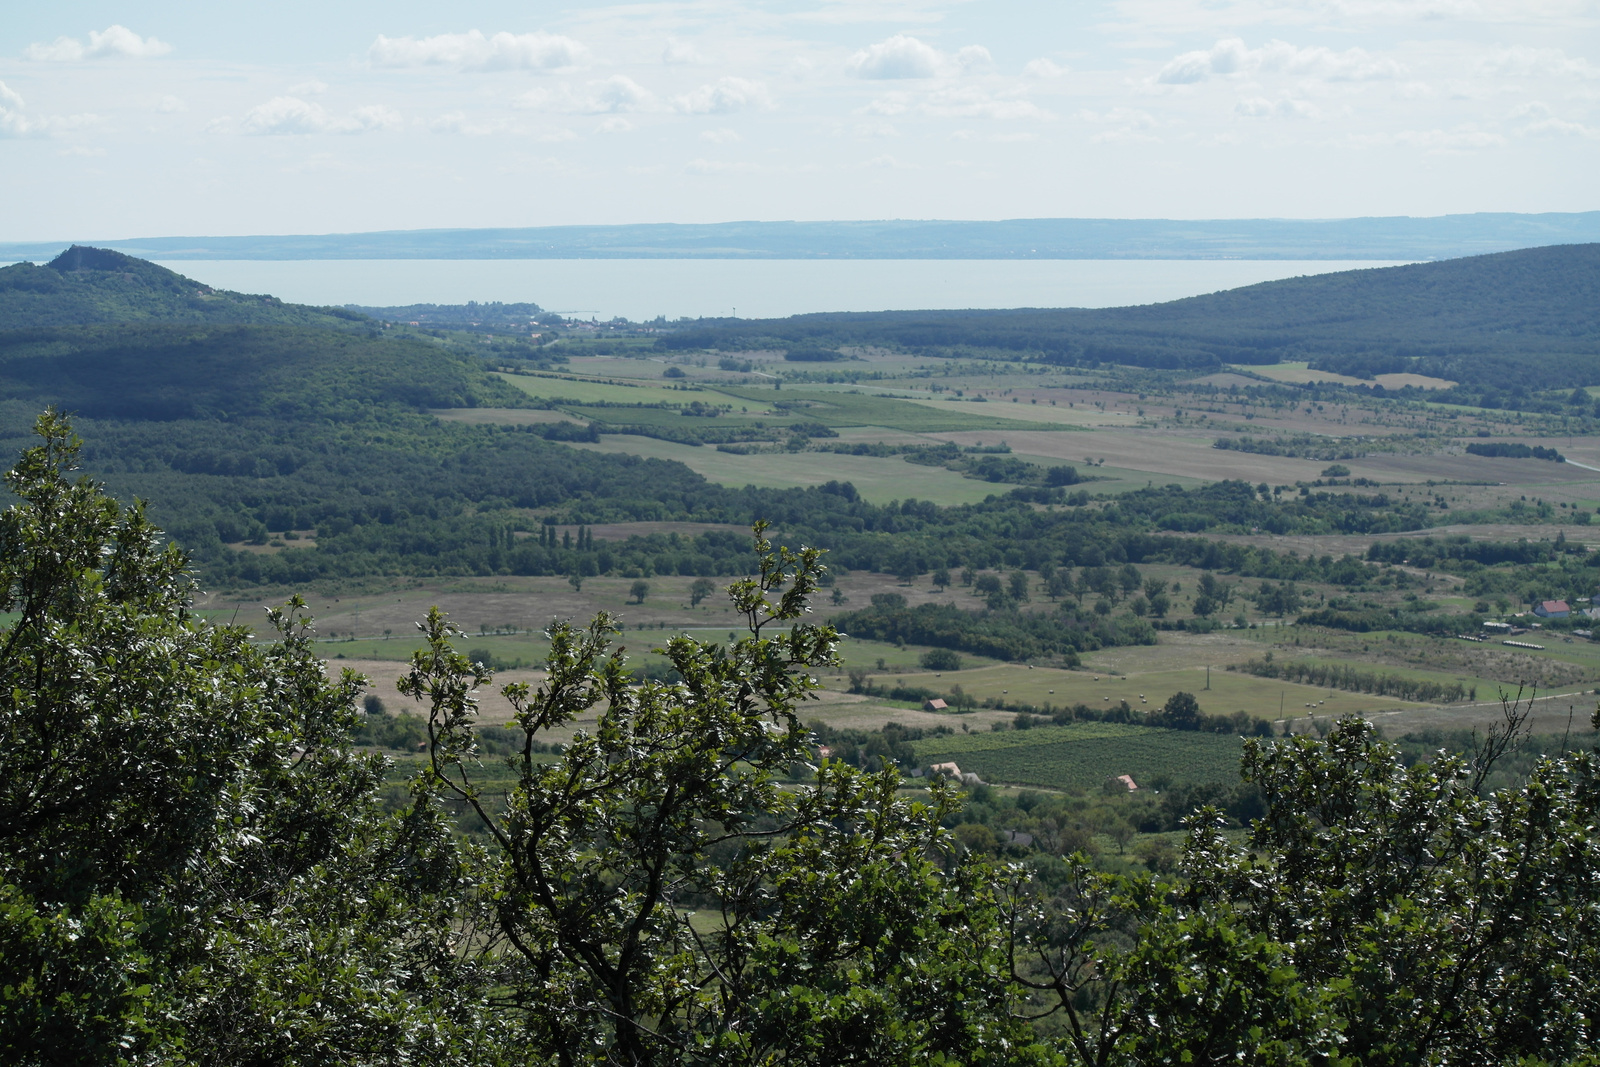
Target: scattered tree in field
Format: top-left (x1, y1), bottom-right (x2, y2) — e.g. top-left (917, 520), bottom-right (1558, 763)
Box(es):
top-left (932, 566), bottom-right (951, 591)
top-left (629, 579), bottom-right (650, 604)
top-left (689, 576), bottom-right (716, 606)
top-left (1254, 579), bottom-right (1303, 617)
top-left (1119, 563), bottom-right (1143, 596)
top-left (1008, 570), bottom-right (1031, 602)
top-left (568, 573), bottom-right (583, 593)
top-left (919, 648), bottom-right (963, 672)
top-left (1152, 690), bottom-right (1202, 729)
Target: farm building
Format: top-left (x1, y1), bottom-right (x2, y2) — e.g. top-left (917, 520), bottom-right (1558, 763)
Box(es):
top-left (1115, 774), bottom-right (1139, 792)
top-left (1534, 600), bottom-right (1571, 618)
top-left (923, 698), bottom-right (948, 711)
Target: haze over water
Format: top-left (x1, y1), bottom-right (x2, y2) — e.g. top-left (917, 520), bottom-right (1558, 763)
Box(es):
top-left (148, 259), bottom-right (1409, 321)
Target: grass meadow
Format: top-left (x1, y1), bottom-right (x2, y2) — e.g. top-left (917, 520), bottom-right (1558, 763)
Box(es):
top-left (912, 721), bottom-right (1246, 790)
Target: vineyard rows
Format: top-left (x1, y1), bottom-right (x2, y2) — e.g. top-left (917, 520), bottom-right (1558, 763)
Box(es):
top-left (915, 724), bottom-right (1245, 791)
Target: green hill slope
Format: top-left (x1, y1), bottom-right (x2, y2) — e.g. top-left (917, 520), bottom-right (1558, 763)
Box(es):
top-left (686, 243), bottom-right (1600, 388)
top-left (0, 325), bottom-right (527, 419)
top-left (0, 246), bottom-right (369, 329)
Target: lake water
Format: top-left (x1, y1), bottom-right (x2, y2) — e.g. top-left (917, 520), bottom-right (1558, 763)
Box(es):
top-left (149, 258), bottom-right (1410, 320)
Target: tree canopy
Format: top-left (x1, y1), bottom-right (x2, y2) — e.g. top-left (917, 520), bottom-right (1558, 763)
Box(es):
top-left (4, 413), bottom-right (1599, 1066)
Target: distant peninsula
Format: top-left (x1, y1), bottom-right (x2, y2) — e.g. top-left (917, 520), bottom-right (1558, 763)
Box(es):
top-left (3, 211), bottom-right (1599, 262)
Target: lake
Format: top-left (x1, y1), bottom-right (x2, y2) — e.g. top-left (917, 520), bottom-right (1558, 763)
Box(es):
top-left (150, 258), bottom-right (1410, 321)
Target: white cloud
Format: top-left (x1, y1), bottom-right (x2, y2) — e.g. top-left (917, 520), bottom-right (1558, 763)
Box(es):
top-left (700, 127), bottom-right (741, 142)
top-left (25, 25), bottom-right (171, 61)
top-left (0, 107), bottom-right (43, 138)
top-left (240, 97), bottom-right (401, 135)
top-left (1156, 38), bottom-right (1405, 84)
top-left (1235, 95), bottom-right (1321, 119)
top-left (424, 111), bottom-right (513, 136)
top-left (0, 84), bottom-right (97, 138)
top-left (686, 157), bottom-right (760, 174)
top-left (862, 91), bottom-right (912, 116)
top-left (1524, 116), bottom-right (1599, 136)
top-left (1353, 126), bottom-right (1506, 150)
top-left (369, 30), bottom-right (585, 72)
top-left (674, 77), bottom-right (773, 114)
top-left (1023, 58), bottom-right (1068, 79)
top-left (1510, 101), bottom-right (1600, 137)
top-left (662, 38), bottom-right (703, 65)
top-left (1479, 46), bottom-right (1599, 80)
top-left (157, 95), bottom-right (187, 113)
top-left (865, 86), bottom-right (1050, 122)
top-left (847, 35), bottom-right (992, 79)
top-left (514, 76), bottom-right (659, 114)
top-left (596, 116), bottom-right (634, 134)
top-left (921, 86), bottom-right (1051, 120)
top-left (290, 79), bottom-right (329, 96)
top-left (851, 120), bottom-right (899, 138)
top-left (1078, 107), bottom-right (1160, 143)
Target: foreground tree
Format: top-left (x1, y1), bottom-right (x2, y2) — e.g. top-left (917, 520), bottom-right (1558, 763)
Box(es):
top-left (0, 413), bottom-right (485, 1065)
top-left (1009, 698), bottom-right (1600, 1065)
top-left (403, 522), bottom-right (1049, 1066)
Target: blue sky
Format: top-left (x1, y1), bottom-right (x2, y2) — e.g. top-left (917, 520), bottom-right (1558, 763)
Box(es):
top-left (2, 1), bottom-right (1597, 239)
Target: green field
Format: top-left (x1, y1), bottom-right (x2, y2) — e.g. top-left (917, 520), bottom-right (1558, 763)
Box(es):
top-left (711, 386), bottom-right (1063, 433)
top-left (914, 721), bottom-right (1245, 790)
top-left (321, 630), bottom-right (554, 666)
top-left (495, 371), bottom-right (707, 405)
top-left (890, 662), bottom-right (1424, 720)
top-left (561, 436), bottom-right (1015, 504)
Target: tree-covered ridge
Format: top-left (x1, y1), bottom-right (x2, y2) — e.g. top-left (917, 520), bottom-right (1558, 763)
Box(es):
top-left (0, 245), bottom-right (370, 329)
top-left (665, 243), bottom-right (1600, 382)
top-left (0, 325), bottom-right (528, 419)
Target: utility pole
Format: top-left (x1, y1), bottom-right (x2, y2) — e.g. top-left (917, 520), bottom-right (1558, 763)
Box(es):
top-left (1205, 665), bottom-right (1211, 690)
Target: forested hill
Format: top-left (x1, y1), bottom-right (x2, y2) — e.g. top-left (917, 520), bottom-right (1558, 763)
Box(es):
top-left (679, 243), bottom-right (1600, 384)
top-left (0, 245), bottom-right (368, 329)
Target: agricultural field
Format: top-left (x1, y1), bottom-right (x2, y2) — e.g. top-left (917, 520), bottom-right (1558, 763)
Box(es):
top-left (1240, 361), bottom-right (1458, 391)
top-left (494, 370), bottom-right (715, 406)
top-left (912, 722), bottom-right (1246, 791)
top-left (174, 299), bottom-right (1600, 801)
top-left (882, 660), bottom-right (1426, 721)
top-left (565, 435), bottom-right (1013, 504)
top-left (712, 385), bottom-right (1066, 433)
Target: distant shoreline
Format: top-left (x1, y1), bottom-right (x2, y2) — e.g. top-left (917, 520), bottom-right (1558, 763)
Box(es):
top-left (2, 211), bottom-right (1596, 263)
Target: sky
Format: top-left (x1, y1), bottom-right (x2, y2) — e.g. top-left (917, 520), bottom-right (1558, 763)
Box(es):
top-left (1, 1), bottom-right (1597, 240)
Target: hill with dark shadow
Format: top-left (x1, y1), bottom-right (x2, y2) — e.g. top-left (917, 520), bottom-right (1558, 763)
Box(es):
top-left (674, 243), bottom-right (1600, 392)
top-left (0, 245), bottom-right (369, 329)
